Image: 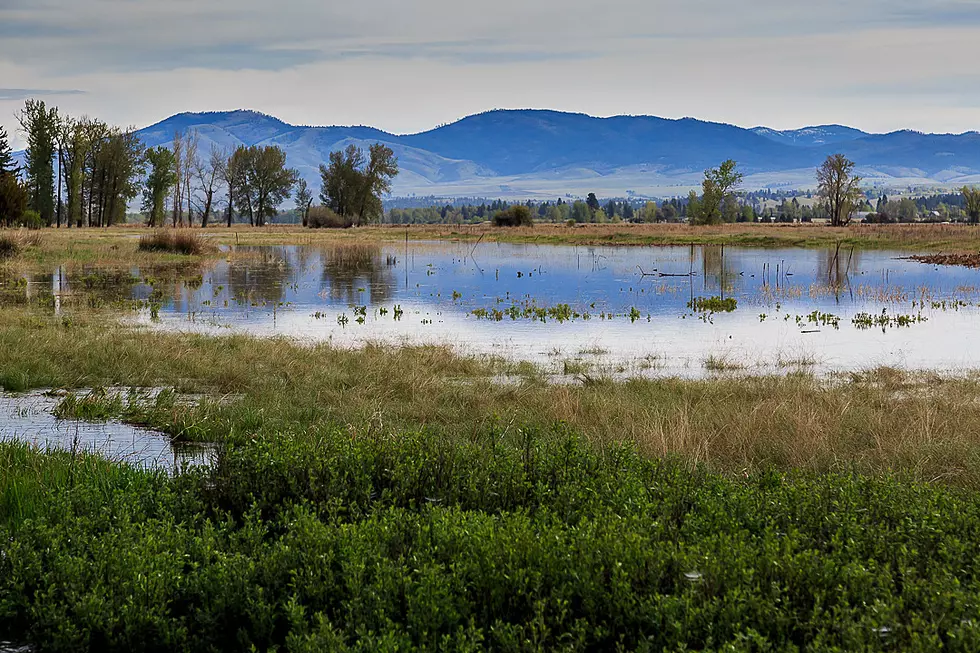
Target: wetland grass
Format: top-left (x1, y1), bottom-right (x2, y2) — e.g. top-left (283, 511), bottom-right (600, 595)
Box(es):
top-left (138, 229), bottom-right (212, 255)
top-left (6, 306), bottom-right (980, 488)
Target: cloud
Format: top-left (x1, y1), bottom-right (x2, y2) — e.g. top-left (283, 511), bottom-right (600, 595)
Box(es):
top-left (0, 88), bottom-right (86, 101)
top-left (2, 0), bottom-right (980, 146)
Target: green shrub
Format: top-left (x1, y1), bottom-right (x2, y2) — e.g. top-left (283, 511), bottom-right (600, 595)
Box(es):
top-left (492, 205), bottom-right (533, 227)
top-left (5, 428), bottom-right (980, 651)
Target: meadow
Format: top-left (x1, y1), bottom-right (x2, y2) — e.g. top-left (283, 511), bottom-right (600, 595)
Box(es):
top-left (3, 225), bottom-right (980, 650)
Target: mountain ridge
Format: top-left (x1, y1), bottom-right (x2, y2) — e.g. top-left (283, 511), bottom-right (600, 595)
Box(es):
top-left (15, 109), bottom-right (980, 198)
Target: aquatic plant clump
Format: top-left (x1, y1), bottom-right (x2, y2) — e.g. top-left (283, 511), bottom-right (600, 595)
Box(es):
top-left (852, 309), bottom-right (928, 330)
top-left (688, 296), bottom-right (737, 312)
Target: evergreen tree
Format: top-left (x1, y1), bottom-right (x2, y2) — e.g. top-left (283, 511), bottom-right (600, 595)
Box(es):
top-left (17, 100), bottom-right (58, 225)
top-left (0, 126), bottom-right (15, 176)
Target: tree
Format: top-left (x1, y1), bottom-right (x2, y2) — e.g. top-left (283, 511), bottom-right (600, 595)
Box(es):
top-left (962, 186), bottom-right (980, 225)
top-left (691, 159), bottom-right (742, 226)
top-left (220, 150), bottom-right (239, 227)
top-left (570, 200), bottom-right (590, 223)
top-left (492, 205), bottom-right (533, 227)
top-left (0, 126), bottom-right (15, 176)
top-left (817, 154), bottom-right (863, 227)
top-left (195, 145), bottom-right (225, 228)
top-left (295, 178), bottom-right (313, 227)
top-left (319, 143), bottom-right (399, 226)
top-left (586, 192), bottom-right (600, 219)
top-left (17, 99), bottom-right (58, 225)
top-left (0, 174), bottom-right (28, 227)
top-left (143, 147), bottom-right (177, 228)
top-left (230, 145), bottom-right (298, 227)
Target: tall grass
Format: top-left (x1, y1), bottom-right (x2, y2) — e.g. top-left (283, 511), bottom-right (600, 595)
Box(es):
top-left (137, 229), bottom-right (211, 255)
top-left (0, 231), bottom-right (42, 260)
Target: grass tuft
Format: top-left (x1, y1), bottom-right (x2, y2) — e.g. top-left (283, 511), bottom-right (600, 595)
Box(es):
top-left (138, 230), bottom-right (211, 255)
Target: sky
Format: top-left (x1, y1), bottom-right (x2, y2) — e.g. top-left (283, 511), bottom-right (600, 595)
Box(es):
top-left (3, 0), bottom-right (980, 149)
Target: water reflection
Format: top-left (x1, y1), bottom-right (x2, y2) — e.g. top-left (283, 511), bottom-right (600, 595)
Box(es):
top-left (0, 392), bottom-right (213, 472)
top-left (12, 241), bottom-right (980, 377)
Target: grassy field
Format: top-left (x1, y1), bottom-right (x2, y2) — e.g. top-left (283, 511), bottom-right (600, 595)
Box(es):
top-left (5, 222), bottom-right (980, 265)
top-left (207, 222), bottom-right (980, 252)
top-left (4, 228), bottom-right (980, 649)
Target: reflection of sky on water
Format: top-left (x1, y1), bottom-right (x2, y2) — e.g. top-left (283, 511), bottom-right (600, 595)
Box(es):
top-left (90, 242), bottom-right (980, 375)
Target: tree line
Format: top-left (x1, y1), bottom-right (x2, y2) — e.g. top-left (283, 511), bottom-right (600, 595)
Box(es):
top-left (0, 100), bottom-right (399, 229)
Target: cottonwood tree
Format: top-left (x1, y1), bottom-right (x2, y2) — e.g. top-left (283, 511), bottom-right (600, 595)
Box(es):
top-left (691, 159), bottom-right (743, 226)
top-left (817, 154), bottom-right (862, 227)
top-left (319, 143), bottom-right (398, 226)
top-left (294, 178), bottom-right (313, 227)
top-left (962, 186), bottom-right (980, 225)
top-left (143, 147), bottom-right (177, 227)
top-left (230, 145), bottom-right (298, 226)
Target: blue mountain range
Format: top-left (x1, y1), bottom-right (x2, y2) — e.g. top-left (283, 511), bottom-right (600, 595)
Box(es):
top-left (19, 109), bottom-right (980, 198)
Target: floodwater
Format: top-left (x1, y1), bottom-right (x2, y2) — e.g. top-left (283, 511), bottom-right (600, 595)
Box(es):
top-left (0, 392), bottom-right (214, 471)
top-left (27, 241), bottom-right (980, 375)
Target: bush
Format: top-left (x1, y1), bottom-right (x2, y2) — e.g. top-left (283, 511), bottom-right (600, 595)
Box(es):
top-left (7, 433), bottom-right (980, 651)
top-left (492, 205), bottom-right (533, 227)
top-left (307, 206), bottom-right (352, 229)
top-left (138, 230), bottom-right (210, 255)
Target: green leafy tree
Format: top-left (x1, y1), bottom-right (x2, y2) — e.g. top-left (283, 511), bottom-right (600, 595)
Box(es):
top-left (691, 160), bottom-right (742, 226)
top-left (570, 200), bottom-right (590, 223)
top-left (962, 186), bottom-right (980, 225)
top-left (231, 145), bottom-right (298, 227)
top-left (319, 143), bottom-right (399, 226)
top-left (143, 147), bottom-right (177, 228)
top-left (817, 154), bottom-right (862, 227)
top-left (295, 178), bottom-right (313, 227)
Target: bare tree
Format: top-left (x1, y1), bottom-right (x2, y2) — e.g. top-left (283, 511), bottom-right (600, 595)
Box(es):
top-left (817, 154), bottom-right (863, 227)
top-left (182, 131), bottom-right (198, 226)
top-left (171, 132), bottom-right (183, 227)
top-left (196, 144), bottom-right (225, 228)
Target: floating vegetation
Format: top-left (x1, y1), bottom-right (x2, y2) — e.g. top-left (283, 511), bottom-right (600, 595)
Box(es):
top-left (688, 296), bottom-right (737, 313)
top-left (796, 311), bottom-right (841, 330)
top-left (472, 301), bottom-right (578, 323)
top-left (852, 309), bottom-right (927, 330)
top-left (908, 252), bottom-right (980, 269)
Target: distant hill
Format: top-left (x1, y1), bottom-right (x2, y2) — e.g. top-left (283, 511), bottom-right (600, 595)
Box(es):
top-left (749, 125), bottom-right (870, 147)
top-left (16, 109), bottom-right (980, 198)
